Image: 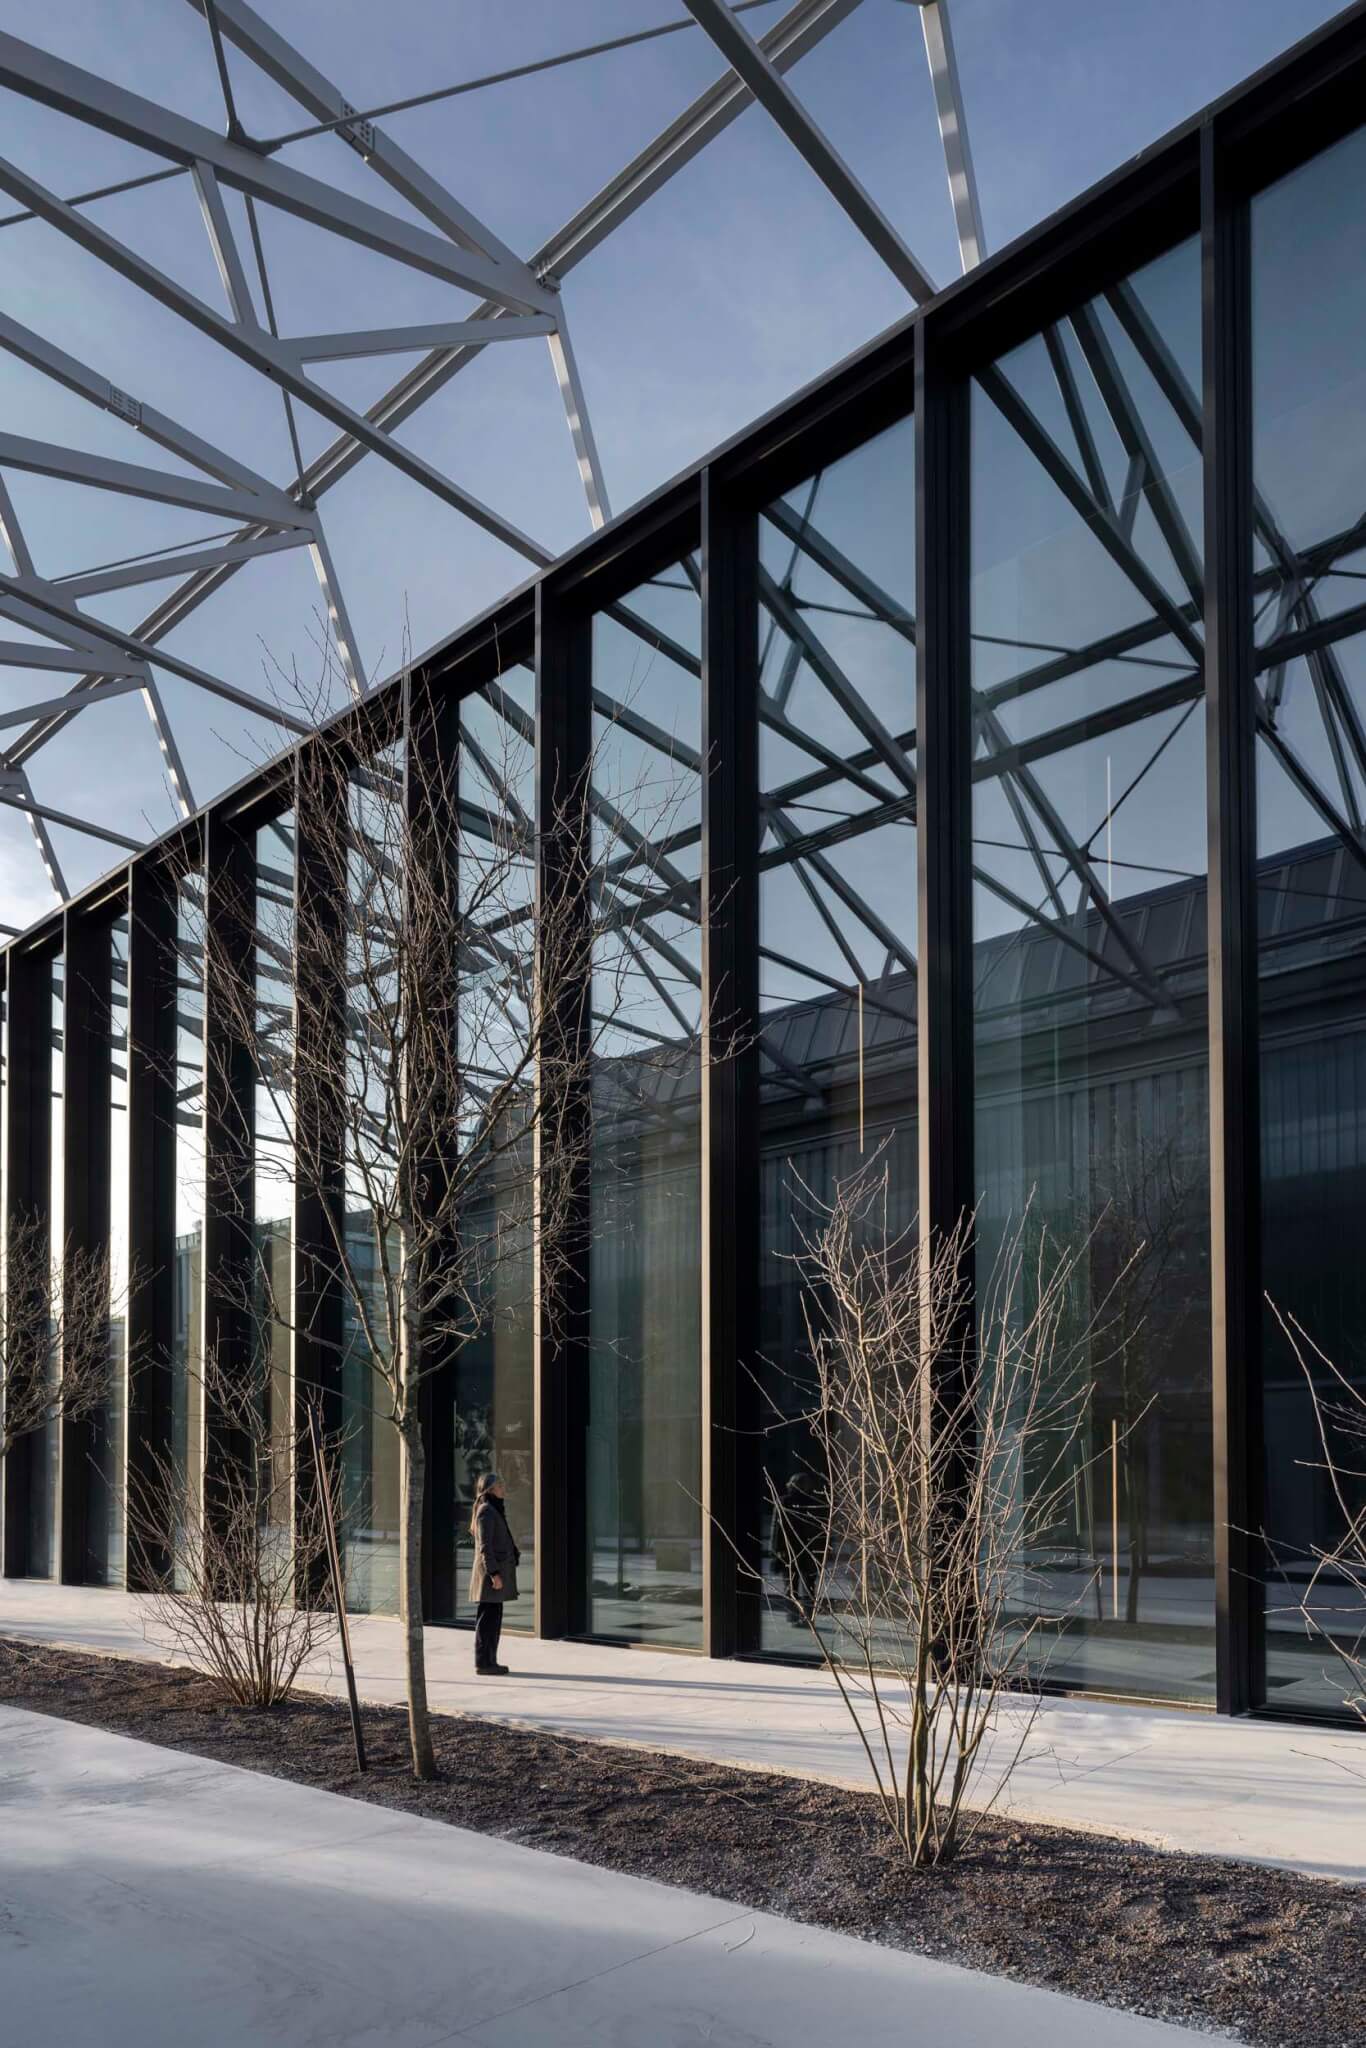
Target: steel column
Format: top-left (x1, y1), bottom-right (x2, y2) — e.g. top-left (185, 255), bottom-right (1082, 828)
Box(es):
top-left (1202, 120), bottom-right (1259, 1718)
top-left (291, 744), bottom-right (347, 1607)
top-left (700, 467), bottom-right (762, 1658)
top-left (915, 319), bottom-right (974, 1255)
top-left (2, 942), bottom-right (53, 1576)
top-left (59, 902), bottom-right (112, 1581)
top-left (532, 583), bottom-right (592, 1639)
top-left (125, 857), bottom-right (179, 1588)
top-left (403, 671), bottom-right (462, 1626)
top-left (200, 808), bottom-right (256, 1546)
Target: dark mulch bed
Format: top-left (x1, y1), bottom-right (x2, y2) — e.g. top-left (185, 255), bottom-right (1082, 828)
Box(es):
top-left (2, 1637), bottom-right (1362, 2046)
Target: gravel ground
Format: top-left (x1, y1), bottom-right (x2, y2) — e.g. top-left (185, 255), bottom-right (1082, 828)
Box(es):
top-left (2, 1635), bottom-right (1362, 2046)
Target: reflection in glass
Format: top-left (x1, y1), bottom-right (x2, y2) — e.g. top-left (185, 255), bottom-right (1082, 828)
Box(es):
top-left (254, 813), bottom-right (296, 1542)
top-left (755, 419), bottom-right (918, 1658)
top-left (27, 954), bottom-right (62, 1578)
top-left (340, 747), bottom-right (402, 1615)
top-left (970, 236), bottom-right (1215, 1702)
top-left (588, 565), bottom-right (703, 1644)
top-left (453, 669), bottom-right (537, 1625)
top-left (85, 917), bottom-right (128, 1585)
top-left (171, 872), bottom-right (205, 1583)
top-left (1253, 129), bottom-right (1366, 1713)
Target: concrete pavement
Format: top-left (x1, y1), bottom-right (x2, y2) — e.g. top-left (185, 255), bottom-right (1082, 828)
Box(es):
top-left (2, 1579), bottom-right (1363, 1884)
top-left (0, 1705), bottom-right (1220, 2047)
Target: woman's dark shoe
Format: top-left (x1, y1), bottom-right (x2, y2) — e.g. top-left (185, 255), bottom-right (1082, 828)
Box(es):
top-left (476, 1663), bottom-right (510, 1676)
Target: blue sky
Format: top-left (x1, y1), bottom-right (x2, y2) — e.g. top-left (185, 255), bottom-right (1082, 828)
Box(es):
top-left (0, 0), bottom-right (1347, 923)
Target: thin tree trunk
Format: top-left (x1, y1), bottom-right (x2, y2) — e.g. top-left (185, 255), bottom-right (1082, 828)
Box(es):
top-left (399, 1414), bottom-right (436, 1780)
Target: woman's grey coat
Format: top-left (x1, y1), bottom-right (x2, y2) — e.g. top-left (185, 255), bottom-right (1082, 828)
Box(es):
top-left (469, 1499), bottom-right (519, 1604)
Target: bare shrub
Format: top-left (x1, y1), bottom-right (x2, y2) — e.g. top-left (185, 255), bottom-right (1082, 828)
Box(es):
top-left (0, 1213), bottom-right (124, 1464)
top-left (129, 1352), bottom-right (341, 1709)
top-left (1269, 1304), bottom-right (1366, 1724)
top-left (765, 1164), bottom-right (1116, 1867)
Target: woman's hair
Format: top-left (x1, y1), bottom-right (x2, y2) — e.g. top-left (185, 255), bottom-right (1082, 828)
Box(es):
top-left (469, 1470), bottom-right (502, 1534)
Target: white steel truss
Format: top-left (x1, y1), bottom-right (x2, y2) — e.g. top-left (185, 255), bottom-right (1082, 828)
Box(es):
top-left (0, 0), bottom-right (991, 912)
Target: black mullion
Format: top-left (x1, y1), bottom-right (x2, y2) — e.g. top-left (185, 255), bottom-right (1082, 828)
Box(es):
top-left (201, 809), bottom-right (256, 1551)
top-left (533, 582), bottom-right (592, 1639)
top-left (1202, 120), bottom-right (1259, 1718)
top-left (59, 904), bottom-right (113, 1581)
top-left (404, 671), bottom-right (461, 1626)
top-left (916, 320), bottom-right (974, 1255)
top-left (2, 944), bottom-right (51, 1577)
top-left (126, 858), bottom-right (178, 1589)
top-left (700, 467), bottom-right (761, 1658)
top-left (292, 743), bottom-right (347, 1607)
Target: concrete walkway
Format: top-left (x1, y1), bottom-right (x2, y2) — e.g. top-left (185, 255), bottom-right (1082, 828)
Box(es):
top-left (0, 1705), bottom-right (1216, 2046)
top-left (3, 1580), bottom-right (1364, 1885)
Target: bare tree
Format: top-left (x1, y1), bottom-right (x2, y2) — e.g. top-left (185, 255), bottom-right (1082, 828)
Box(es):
top-left (762, 1164), bottom-right (1119, 1867)
top-left (1269, 1305), bottom-right (1366, 1724)
top-left (128, 1349), bottom-right (342, 1709)
top-left (0, 1212), bottom-right (123, 1466)
top-left (189, 659), bottom-right (705, 1777)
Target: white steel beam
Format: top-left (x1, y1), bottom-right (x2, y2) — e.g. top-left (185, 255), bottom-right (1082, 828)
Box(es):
top-left (546, 0), bottom-right (865, 276)
top-left (308, 528), bottom-right (366, 701)
top-left (0, 429), bottom-right (304, 526)
top-left (4, 0), bottom-right (860, 777)
top-left (0, 642), bottom-right (141, 675)
top-left (0, 586), bottom-right (164, 670)
top-left (0, 308), bottom-right (307, 504)
top-left (0, 678), bottom-right (145, 726)
top-left (13, 766), bottom-right (68, 897)
top-left (0, 472), bottom-right (36, 579)
top-left (548, 318), bottom-right (612, 530)
top-left (191, 159), bottom-right (259, 325)
top-left (681, 0), bottom-right (935, 300)
top-left (54, 528), bottom-right (312, 601)
top-left (190, 0), bottom-right (539, 286)
top-left (0, 155), bottom-right (554, 568)
top-left (0, 31), bottom-right (554, 314)
top-left (917, 1), bottom-right (985, 271)
top-left (0, 779), bottom-right (141, 850)
top-left (139, 670), bottom-right (195, 815)
top-left (290, 316), bottom-right (555, 362)
top-left (0, 571), bottom-right (315, 732)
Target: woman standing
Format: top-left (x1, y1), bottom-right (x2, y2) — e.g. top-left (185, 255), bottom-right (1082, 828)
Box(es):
top-left (469, 1471), bottom-right (519, 1675)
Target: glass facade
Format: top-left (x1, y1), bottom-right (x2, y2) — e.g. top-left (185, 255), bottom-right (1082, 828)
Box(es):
top-left (452, 670), bottom-right (537, 1624)
top-left (339, 747), bottom-right (402, 1615)
top-left (970, 238), bottom-right (1215, 1702)
top-left (253, 814), bottom-right (296, 1539)
top-left (26, 953), bottom-right (62, 1579)
top-left (171, 871), bottom-right (205, 1577)
top-left (84, 917), bottom-right (128, 1586)
top-left (756, 419), bottom-right (918, 1657)
top-left (1252, 126), bottom-right (1366, 1714)
top-left (7, 45), bottom-right (1366, 1725)
top-left (588, 564), bottom-right (703, 1644)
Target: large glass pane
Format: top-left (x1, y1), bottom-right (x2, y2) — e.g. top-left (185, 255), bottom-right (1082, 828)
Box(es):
top-left (340, 747), bottom-right (402, 1615)
top-left (27, 953), bottom-right (62, 1579)
top-left (970, 236), bottom-right (1215, 1702)
top-left (453, 668), bottom-right (537, 1626)
top-left (588, 563), bottom-right (703, 1643)
top-left (171, 871), bottom-right (205, 1581)
top-left (85, 916), bottom-right (128, 1585)
top-left (253, 813), bottom-right (296, 1544)
top-left (1253, 128), bottom-right (1366, 1714)
top-left (756, 418), bottom-right (918, 1658)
